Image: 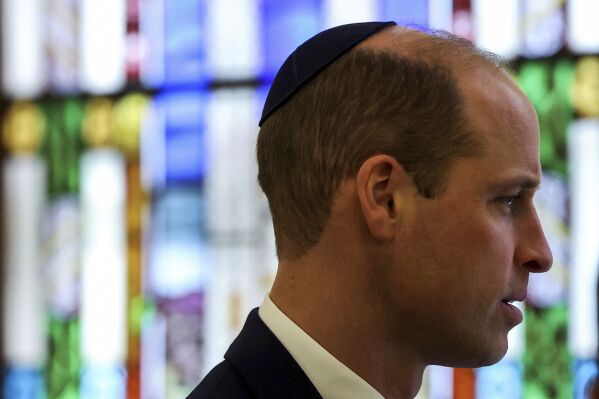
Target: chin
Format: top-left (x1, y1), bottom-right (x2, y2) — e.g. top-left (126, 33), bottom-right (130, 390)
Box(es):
top-left (437, 337), bottom-right (509, 369)
top-left (442, 351), bottom-right (506, 369)
top-left (470, 340), bottom-right (509, 368)
top-left (473, 351), bottom-right (506, 367)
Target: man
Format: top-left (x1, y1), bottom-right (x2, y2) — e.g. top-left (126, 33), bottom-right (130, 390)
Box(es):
top-left (188, 21), bottom-right (552, 399)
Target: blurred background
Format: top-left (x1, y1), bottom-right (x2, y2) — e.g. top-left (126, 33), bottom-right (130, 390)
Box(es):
top-left (0, 0), bottom-right (598, 398)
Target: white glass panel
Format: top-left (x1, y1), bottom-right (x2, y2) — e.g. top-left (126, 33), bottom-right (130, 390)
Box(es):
top-left (81, 150), bottom-right (127, 365)
top-left (79, 0), bottom-right (126, 93)
top-left (428, 365), bottom-right (453, 399)
top-left (323, 0), bottom-right (378, 30)
top-left (44, 197), bottom-right (81, 316)
top-left (2, 157), bottom-right (46, 366)
top-left (1, 0), bottom-right (44, 98)
top-left (521, 0), bottom-right (565, 58)
top-left (473, 0), bottom-right (520, 59)
top-left (206, 0), bottom-right (261, 79)
top-left (203, 246), bottom-right (247, 372)
top-left (204, 89), bottom-right (262, 237)
top-left (46, 0), bottom-right (79, 93)
top-left (203, 244), bottom-right (267, 369)
top-left (567, 0), bottom-right (599, 53)
top-left (141, 313), bottom-right (166, 399)
top-left (428, 0), bottom-right (453, 32)
top-left (529, 173), bottom-right (569, 308)
top-left (568, 119), bottom-right (599, 358)
top-left (506, 301), bottom-right (525, 359)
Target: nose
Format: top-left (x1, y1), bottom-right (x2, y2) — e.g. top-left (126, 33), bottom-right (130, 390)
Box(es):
top-left (516, 209), bottom-right (553, 273)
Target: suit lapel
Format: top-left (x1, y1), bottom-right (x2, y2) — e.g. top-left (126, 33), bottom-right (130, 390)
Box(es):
top-left (225, 308), bottom-right (323, 399)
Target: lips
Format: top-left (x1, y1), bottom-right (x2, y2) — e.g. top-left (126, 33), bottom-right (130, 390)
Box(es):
top-left (502, 291), bottom-right (527, 304)
top-left (500, 290), bottom-right (526, 325)
top-left (500, 297), bottom-right (524, 325)
top-left (501, 299), bottom-right (520, 306)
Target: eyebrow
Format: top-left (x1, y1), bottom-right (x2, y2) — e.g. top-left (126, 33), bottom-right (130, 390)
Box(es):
top-left (490, 176), bottom-right (540, 192)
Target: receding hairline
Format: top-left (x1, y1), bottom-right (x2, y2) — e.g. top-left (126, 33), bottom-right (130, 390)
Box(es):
top-left (356, 25), bottom-right (511, 75)
top-left (353, 25), bottom-right (519, 161)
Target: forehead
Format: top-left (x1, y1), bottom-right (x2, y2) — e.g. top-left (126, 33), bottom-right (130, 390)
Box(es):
top-left (358, 26), bottom-right (453, 62)
top-left (456, 68), bottom-right (542, 187)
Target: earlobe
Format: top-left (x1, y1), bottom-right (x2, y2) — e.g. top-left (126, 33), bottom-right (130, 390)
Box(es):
top-left (356, 155), bottom-right (406, 242)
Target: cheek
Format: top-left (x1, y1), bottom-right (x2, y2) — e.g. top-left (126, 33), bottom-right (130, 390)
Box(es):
top-left (444, 220), bottom-right (515, 310)
top-left (409, 210), bottom-right (514, 292)
top-left (394, 202), bottom-right (515, 295)
top-left (432, 203), bottom-right (514, 254)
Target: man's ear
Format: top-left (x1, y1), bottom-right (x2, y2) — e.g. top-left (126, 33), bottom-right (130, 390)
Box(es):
top-left (355, 155), bottom-right (410, 242)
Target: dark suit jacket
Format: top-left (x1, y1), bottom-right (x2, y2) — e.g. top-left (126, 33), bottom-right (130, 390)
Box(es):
top-left (187, 308), bottom-right (323, 399)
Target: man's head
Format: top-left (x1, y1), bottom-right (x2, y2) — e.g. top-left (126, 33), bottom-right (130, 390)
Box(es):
top-left (259, 24), bottom-right (552, 368)
top-left (257, 26), bottom-right (505, 259)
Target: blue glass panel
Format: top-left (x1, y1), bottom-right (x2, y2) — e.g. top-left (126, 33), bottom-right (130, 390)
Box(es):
top-left (261, 0), bottom-right (322, 80)
top-left (381, 0), bottom-right (429, 28)
top-left (80, 366), bottom-right (126, 399)
top-left (3, 367), bottom-right (45, 399)
top-left (574, 359), bottom-right (599, 399)
top-left (149, 187), bottom-right (208, 298)
top-left (140, 0), bottom-right (166, 88)
top-left (164, 0), bottom-right (208, 87)
top-left (476, 360), bottom-right (523, 399)
top-left (156, 90), bottom-right (207, 184)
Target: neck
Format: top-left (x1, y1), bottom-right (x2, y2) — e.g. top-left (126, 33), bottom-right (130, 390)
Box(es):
top-left (270, 252), bottom-right (426, 399)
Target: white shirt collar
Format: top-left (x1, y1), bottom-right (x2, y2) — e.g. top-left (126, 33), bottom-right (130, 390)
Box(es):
top-left (258, 295), bottom-right (384, 399)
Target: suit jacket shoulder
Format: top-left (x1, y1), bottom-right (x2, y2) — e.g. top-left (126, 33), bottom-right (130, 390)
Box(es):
top-left (187, 308), bottom-right (323, 399)
top-left (186, 359), bottom-right (254, 398)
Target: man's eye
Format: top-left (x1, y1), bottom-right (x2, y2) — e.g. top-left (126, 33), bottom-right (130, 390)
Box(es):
top-left (500, 196), bottom-right (519, 209)
top-left (504, 197), bottom-right (516, 206)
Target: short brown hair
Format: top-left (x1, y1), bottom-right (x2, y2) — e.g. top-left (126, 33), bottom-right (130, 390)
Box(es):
top-left (257, 31), bottom-right (505, 259)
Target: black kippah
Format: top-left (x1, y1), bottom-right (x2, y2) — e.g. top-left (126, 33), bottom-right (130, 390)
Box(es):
top-left (259, 21), bottom-right (397, 127)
